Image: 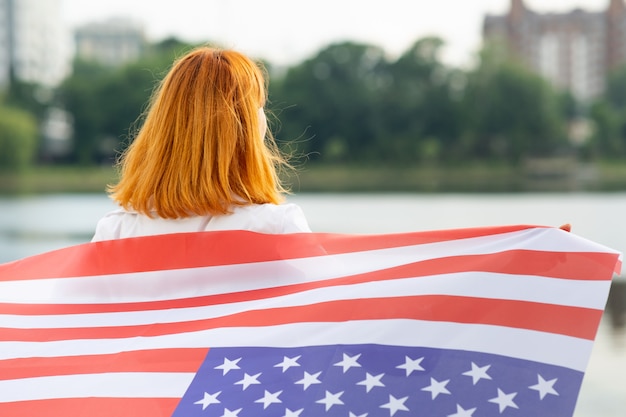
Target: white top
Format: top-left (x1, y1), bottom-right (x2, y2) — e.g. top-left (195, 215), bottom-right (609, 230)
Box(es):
top-left (91, 203), bottom-right (311, 242)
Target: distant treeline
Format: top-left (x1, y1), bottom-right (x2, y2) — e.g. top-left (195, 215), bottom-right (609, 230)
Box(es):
top-left (2, 36), bottom-right (626, 171)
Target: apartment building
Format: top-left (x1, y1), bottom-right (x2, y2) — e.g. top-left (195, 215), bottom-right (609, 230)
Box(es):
top-left (483, 0), bottom-right (626, 101)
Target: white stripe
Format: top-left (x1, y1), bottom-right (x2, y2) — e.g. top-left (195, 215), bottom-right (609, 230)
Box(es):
top-left (1, 273), bottom-right (610, 329)
top-left (0, 372), bottom-right (193, 403)
top-left (0, 228), bottom-right (615, 304)
top-left (0, 320), bottom-right (593, 371)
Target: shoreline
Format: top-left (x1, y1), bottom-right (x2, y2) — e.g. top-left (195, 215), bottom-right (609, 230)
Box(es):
top-left (1, 161), bottom-right (626, 195)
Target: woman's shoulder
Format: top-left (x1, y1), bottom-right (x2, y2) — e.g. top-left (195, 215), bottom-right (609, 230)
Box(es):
top-left (97, 207), bottom-right (133, 220)
top-left (221, 202), bottom-right (311, 234)
top-left (239, 202), bottom-right (301, 214)
top-left (91, 208), bottom-right (131, 241)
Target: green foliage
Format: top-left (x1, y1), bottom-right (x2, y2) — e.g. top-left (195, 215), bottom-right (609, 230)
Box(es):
top-left (588, 66), bottom-right (626, 158)
top-left (462, 52), bottom-right (567, 162)
top-left (271, 38), bottom-right (465, 164)
top-left (9, 34), bottom-right (626, 170)
top-left (56, 37), bottom-right (197, 165)
top-left (272, 36), bottom-right (569, 165)
top-left (377, 38), bottom-right (464, 162)
top-left (0, 104), bottom-right (38, 171)
top-left (589, 100), bottom-right (623, 157)
top-left (3, 79), bottom-right (49, 120)
top-left (271, 41), bottom-right (389, 162)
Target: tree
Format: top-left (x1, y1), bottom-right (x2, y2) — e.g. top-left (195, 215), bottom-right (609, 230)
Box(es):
top-left (271, 37), bottom-right (466, 165)
top-left (0, 104), bottom-right (38, 171)
top-left (57, 60), bottom-right (110, 164)
top-left (587, 66), bottom-right (626, 158)
top-left (56, 38), bottom-right (196, 164)
top-left (379, 37), bottom-right (463, 163)
top-left (588, 100), bottom-right (623, 157)
top-left (3, 78), bottom-right (49, 121)
top-left (461, 47), bottom-right (567, 162)
top-left (270, 41), bottom-right (388, 162)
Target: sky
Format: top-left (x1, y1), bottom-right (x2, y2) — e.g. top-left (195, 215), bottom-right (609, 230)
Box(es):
top-left (60, 0), bottom-right (606, 69)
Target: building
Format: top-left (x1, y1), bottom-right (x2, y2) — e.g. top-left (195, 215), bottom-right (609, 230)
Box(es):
top-left (0, 0), bottom-right (71, 89)
top-left (483, 0), bottom-right (626, 101)
top-left (74, 18), bottom-right (145, 67)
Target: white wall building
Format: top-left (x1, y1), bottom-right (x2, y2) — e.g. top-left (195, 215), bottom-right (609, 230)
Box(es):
top-left (74, 17), bottom-right (145, 67)
top-left (0, 0), bottom-right (71, 89)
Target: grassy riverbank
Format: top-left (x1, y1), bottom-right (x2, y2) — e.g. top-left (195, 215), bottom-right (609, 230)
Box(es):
top-left (0, 166), bottom-right (118, 195)
top-left (289, 160), bottom-right (626, 193)
top-left (290, 163), bottom-right (520, 192)
top-left (1, 161), bottom-right (626, 195)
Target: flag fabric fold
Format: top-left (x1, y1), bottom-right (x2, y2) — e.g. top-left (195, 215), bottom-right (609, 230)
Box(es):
top-left (0, 225), bottom-right (621, 417)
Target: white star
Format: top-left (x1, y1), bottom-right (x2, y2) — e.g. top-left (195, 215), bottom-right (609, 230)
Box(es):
top-left (214, 357), bottom-right (241, 375)
top-left (316, 390), bottom-right (345, 411)
top-left (193, 391), bottom-right (221, 410)
top-left (221, 408), bottom-right (242, 417)
top-left (396, 356), bottom-right (425, 376)
top-left (283, 408), bottom-right (304, 417)
top-left (529, 374), bottom-right (559, 399)
top-left (380, 394), bottom-right (409, 416)
top-left (254, 390), bottom-right (283, 409)
top-left (462, 362), bottom-right (492, 385)
top-left (334, 353), bottom-right (362, 373)
top-left (447, 404), bottom-right (477, 417)
top-left (349, 412), bottom-right (369, 417)
top-left (295, 371), bottom-right (322, 390)
top-left (357, 372), bottom-right (385, 392)
top-left (421, 377), bottom-right (451, 399)
top-left (235, 372), bottom-right (261, 390)
top-left (488, 388), bottom-right (518, 413)
top-left (274, 355), bottom-right (301, 372)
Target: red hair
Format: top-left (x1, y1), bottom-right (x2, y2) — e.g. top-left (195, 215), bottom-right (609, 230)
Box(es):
top-left (108, 46), bottom-right (289, 218)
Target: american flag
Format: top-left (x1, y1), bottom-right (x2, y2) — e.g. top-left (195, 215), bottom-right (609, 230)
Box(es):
top-left (0, 225), bottom-right (621, 417)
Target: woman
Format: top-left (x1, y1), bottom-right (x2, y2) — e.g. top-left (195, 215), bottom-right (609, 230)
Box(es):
top-left (92, 46), bottom-right (310, 241)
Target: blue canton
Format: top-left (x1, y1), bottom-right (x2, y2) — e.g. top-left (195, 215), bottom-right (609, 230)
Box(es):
top-left (173, 344), bottom-right (582, 417)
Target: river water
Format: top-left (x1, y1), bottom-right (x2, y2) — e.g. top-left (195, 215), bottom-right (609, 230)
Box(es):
top-left (0, 192), bottom-right (625, 416)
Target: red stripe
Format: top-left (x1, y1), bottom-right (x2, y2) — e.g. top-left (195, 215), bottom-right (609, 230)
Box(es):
top-left (0, 226), bottom-right (543, 281)
top-left (0, 295), bottom-right (602, 342)
top-left (0, 397), bottom-right (179, 417)
top-left (0, 348), bottom-right (208, 381)
top-left (0, 249), bottom-right (615, 316)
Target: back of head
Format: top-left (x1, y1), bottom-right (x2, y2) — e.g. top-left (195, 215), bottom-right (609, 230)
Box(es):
top-left (109, 46), bottom-right (289, 218)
